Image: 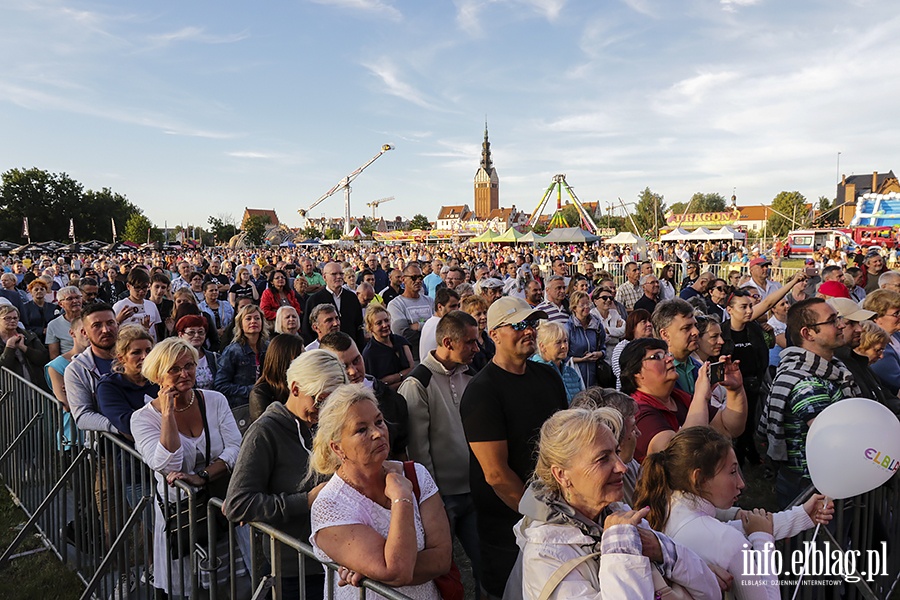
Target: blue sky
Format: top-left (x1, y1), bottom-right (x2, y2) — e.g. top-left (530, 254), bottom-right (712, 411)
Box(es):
top-left (2, 0), bottom-right (897, 230)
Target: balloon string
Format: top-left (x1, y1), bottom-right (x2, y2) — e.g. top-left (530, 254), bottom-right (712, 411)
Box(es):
top-left (791, 497), bottom-right (827, 600)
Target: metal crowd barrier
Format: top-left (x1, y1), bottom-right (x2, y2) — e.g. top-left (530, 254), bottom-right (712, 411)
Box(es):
top-left (0, 367), bottom-right (415, 600)
top-left (778, 480), bottom-right (900, 600)
top-left (566, 260), bottom-right (801, 287)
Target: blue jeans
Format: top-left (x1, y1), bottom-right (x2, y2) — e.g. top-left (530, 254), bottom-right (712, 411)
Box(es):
top-left (442, 493), bottom-right (481, 582)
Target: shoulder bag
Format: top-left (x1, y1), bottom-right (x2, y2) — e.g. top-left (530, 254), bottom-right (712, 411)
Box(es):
top-left (536, 550), bottom-right (695, 600)
top-left (402, 461), bottom-right (464, 600)
top-left (157, 390), bottom-right (231, 559)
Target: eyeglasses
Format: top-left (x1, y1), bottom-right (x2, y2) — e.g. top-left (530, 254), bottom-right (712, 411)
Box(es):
top-left (405, 275), bottom-right (424, 281)
top-left (498, 319), bottom-right (540, 332)
top-left (599, 296), bottom-right (613, 302)
top-left (810, 316), bottom-right (845, 328)
top-left (1, 316), bottom-right (19, 323)
top-left (181, 329), bottom-right (206, 338)
top-left (643, 351), bottom-right (674, 362)
top-left (166, 362), bottom-right (197, 376)
top-left (713, 286), bottom-right (727, 292)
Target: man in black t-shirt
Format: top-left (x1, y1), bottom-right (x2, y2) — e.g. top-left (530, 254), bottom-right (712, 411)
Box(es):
top-left (460, 297), bottom-right (567, 598)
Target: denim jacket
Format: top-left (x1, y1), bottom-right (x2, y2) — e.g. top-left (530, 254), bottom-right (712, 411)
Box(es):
top-left (215, 340), bottom-right (268, 408)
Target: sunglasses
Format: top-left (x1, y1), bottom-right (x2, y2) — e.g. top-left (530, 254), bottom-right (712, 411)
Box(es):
top-left (713, 286), bottom-right (727, 292)
top-left (499, 318), bottom-right (540, 332)
top-left (405, 275), bottom-right (424, 281)
top-left (599, 296), bottom-right (613, 302)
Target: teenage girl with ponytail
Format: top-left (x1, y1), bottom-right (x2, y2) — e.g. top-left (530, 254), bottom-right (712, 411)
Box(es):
top-left (633, 427), bottom-right (834, 600)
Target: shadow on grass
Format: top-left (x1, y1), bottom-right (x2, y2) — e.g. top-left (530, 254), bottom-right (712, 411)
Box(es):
top-left (0, 486), bottom-right (82, 600)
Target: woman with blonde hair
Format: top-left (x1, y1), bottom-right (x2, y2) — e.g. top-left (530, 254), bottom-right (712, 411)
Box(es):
top-left (131, 337), bottom-right (243, 597)
top-left (855, 319), bottom-right (891, 364)
top-left (864, 289), bottom-right (900, 394)
top-left (274, 305), bottom-right (301, 336)
top-left (309, 384), bottom-right (452, 599)
top-left (530, 321), bottom-right (583, 403)
top-left (362, 304), bottom-right (413, 390)
top-left (226, 350), bottom-right (349, 600)
top-left (566, 290), bottom-right (606, 387)
top-left (215, 303), bottom-right (269, 408)
top-left (512, 407), bottom-right (720, 600)
top-left (461, 294), bottom-right (493, 372)
top-left (97, 325), bottom-right (157, 439)
top-left (634, 426), bottom-right (832, 600)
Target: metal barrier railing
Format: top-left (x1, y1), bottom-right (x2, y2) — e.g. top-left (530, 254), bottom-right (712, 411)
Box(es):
top-left (0, 367), bottom-right (416, 600)
top-left (557, 260), bottom-right (801, 287)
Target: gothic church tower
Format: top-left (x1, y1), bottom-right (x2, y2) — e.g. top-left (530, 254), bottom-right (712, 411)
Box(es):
top-left (474, 122), bottom-right (499, 219)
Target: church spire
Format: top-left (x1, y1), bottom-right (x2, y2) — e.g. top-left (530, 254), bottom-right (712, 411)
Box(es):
top-left (481, 119), bottom-right (493, 172)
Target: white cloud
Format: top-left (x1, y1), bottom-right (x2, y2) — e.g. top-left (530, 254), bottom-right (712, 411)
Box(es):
top-left (720, 0), bottom-right (762, 12)
top-left (361, 59), bottom-right (442, 110)
top-left (455, 0), bottom-right (566, 34)
top-left (146, 26), bottom-right (248, 47)
top-left (309, 0), bottom-right (402, 21)
top-left (0, 80), bottom-right (239, 139)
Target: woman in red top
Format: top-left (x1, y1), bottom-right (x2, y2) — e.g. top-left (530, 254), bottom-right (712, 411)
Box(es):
top-left (259, 269), bottom-right (302, 323)
top-left (618, 337), bottom-right (744, 462)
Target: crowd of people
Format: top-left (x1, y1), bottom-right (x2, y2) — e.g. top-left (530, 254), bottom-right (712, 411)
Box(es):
top-left (3, 236), bottom-right (897, 600)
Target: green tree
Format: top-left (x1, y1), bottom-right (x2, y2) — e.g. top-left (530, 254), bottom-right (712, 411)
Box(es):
top-left (560, 204), bottom-right (597, 228)
top-left (324, 228), bottom-right (342, 240)
top-left (299, 226), bottom-right (322, 240)
top-left (633, 188), bottom-right (666, 237)
top-left (532, 223), bottom-right (548, 235)
top-left (687, 192), bottom-right (727, 213)
top-left (123, 213), bottom-right (162, 244)
top-left (243, 215), bottom-right (271, 247)
top-left (207, 215), bottom-right (238, 244)
top-left (0, 168), bottom-right (142, 242)
top-left (815, 196), bottom-right (840, 227)
top-left (767, 191), bottom-right (810, 237)
top-left (408, 214), bottom-right (431, 230)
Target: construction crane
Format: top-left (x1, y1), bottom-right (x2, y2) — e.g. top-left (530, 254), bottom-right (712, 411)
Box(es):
top-left (298, 144), bottom-right (394, 235)
top-left (366, 196), bottom-right (395, 220)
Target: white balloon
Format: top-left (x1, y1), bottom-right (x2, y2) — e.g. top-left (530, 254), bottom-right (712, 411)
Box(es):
top-left (806, 398), bottom-right (900, 499)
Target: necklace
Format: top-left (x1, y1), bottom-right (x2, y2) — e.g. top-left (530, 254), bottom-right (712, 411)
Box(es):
top-left (340, 465), bottom-right (389, 506)
top-left (174, 390), bottom-right (195, 413)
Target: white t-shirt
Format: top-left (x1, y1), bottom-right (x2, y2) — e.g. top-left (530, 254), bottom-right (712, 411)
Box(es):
top-left (112, 297), bottom-right (162, 341)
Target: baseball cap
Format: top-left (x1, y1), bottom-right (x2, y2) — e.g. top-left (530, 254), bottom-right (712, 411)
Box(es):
top-left (749, 257), bottom-right (771, 267)
top-left (817, 280), bottom-right (851, 299)
top-left (826, 298), bottom-right (875, 322)
top-left (478, 277), bottom-right (504, 290)
top-left (805, 258), bottom-right (816, 265)
top-left (487, 297), bottom-right (548, 331)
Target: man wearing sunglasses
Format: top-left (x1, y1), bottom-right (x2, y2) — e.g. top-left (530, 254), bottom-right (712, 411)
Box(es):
top-left (747, 256), bottom-right (781, 301)
top-left (387, 263), bottom-right (434, 360)
top-left (460, 297), bottom-right (566, 598)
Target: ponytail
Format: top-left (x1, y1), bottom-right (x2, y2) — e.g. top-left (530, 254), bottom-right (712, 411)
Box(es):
top-left (633, 451), bottom-right (672, 530)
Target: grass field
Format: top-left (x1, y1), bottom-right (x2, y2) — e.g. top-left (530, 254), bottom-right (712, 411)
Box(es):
top-left (0, 486), bottom-right (81, 600)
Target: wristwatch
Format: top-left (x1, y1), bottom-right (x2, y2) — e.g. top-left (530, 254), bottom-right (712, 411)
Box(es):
top-left (198, 470), bottom-right (210, 483)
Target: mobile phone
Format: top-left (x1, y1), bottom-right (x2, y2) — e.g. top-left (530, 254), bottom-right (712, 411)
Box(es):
top-left (709, 360), bottom-right (727, 385)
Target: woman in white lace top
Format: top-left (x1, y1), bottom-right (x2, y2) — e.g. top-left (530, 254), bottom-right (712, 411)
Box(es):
top-left (308, 384), bottom-right (452, 600)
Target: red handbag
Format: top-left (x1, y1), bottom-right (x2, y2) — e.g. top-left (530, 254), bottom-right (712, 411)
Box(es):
top-left (403, 461), bottom-right (465, 600)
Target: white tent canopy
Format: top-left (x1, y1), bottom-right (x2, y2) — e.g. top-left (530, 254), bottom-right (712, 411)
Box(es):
top-left (684, 227), bottom-right (714, 240)
top-left (709, 225), bottom-right (746, 241)
top-left (660, 227), bottom-right (691, 241)
top-left (603, 231), bottom-right (644, 245)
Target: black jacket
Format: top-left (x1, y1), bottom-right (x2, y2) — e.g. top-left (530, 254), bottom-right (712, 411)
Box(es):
top-left (835, 346), bottom-right (900, 416)
top-left (302, 287), bottom-right (365, 349)
top-left (720, 318), bottom-right (769, 383)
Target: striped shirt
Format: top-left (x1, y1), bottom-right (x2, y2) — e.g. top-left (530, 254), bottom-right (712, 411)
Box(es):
top-left (784, 377), bottom-right (843, 476)
top-left (535, 300), bottom-right (569, 324)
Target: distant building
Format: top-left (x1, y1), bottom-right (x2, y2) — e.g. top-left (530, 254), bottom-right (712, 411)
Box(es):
top-left (736, 204), bottom-right (812, 234)
top-left (837, 171), bottom-right (898, 224)
top-left (474, 123), bottom-right (499, 219)
top-left (436, 205), bottom-right (475, 231)
top-left (242, 208), bottom-right (279, 229)
top-left (376, 216), bottom-right (409, 232)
